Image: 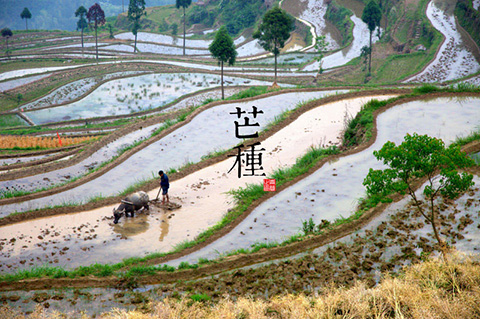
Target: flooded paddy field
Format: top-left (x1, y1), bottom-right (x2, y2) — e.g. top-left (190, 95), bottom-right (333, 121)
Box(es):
top-left (0, 74), bottom-right (51, 93)
top-left (283, 0), bottom-right (341, 51)
top-left (23, 73), bottom-right (276, 125)
top-left (406, 0), bottom-right (480, 82)
top-left (303, 16), bottom-right (379, 71)
top-left (0, 90), bottom-right (343, 216)
top-left (167, 96), bottom-right (480, 266)
top-left (0, 123), bottom-right (163, 193)
top-left (16, 71), bottom-right (149, 111)
top-left (0, 90), bottom-right (358, 272)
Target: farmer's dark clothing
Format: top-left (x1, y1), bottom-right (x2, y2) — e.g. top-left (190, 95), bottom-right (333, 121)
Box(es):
top-left (161, 174), bottom-right (169, 194)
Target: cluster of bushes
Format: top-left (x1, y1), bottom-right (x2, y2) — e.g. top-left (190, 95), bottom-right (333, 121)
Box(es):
top-left (220, 0), bottom-right (268, 35)
top-left (188, 5), bottom-right (217, 28)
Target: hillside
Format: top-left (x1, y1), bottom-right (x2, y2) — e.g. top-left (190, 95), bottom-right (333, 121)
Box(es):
top-left (114, 0), bottom-right (276, 37)
top-left (0, 0), bottom-right (175, 31)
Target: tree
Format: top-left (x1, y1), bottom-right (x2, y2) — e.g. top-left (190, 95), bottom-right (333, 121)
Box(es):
top-left (314, 35), bottom-right (329, 75)
top-left (128, 0), bottom-right (146, 53)
top-left (209, 26), bottom-right (237, 100)
top-left (171, 23), bottom-right (178, 37)
top-left (361, 0), bottom-right (381, 74)
top-left (87, 3), bottom-right (106, 62)
top-left (1, 28), bottom-right (13, 55)
top-left (20, 8), bottom-right (32, 31)
top-left (75, 6), bottom-right (88, 49)
top-left (363, 133), bottom-right (475, 261)
top-left (176, 0), bottom-right (192, 56)
top-left (108, 24), bottom-right (115, 39)
top-left (253, 7), bottom-right (295, 85)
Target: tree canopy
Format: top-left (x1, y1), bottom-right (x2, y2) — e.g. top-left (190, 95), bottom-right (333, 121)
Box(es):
top-left (175, 0), bottom-right (192, 9)
top-left (253, 6), bottom-right (295, 84)
top-left (176, 0), bottom-right (192, 55)
top-left (363, 133), bottom-right (475, 260)
top-left (361, 0), bottom-right (382, 74)
top-left (128, 0), bottom-right (146, 53)
top-left (20, 7), bottom-right (32, 30)
top-left (75, 6), bottom-right (88, 48)
top-left (1, 28), bottom-right (13, 38)
top-left (209, 26), bottom-right (237, 99)
top-left (1, 27), bottom-right (13, 55)
top-left (87, 3), bottom-right (106, 27)
top-left (87, 3), bottom-right (106, 61)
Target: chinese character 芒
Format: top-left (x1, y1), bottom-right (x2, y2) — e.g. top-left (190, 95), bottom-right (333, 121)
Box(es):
top-left (228, 142), bottom-right (266, 178)
top-left (229, 106), bottom-right (264, 138)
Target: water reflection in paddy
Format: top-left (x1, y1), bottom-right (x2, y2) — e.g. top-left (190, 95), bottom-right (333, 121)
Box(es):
top-left (167, 96), bottom-right (480, 266)
top-left (25, 73), bottom-right (277, 124)
top-left (1, 90), bottom-right (343, 215)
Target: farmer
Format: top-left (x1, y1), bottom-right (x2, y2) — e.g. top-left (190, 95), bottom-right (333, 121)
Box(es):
top-left (158, 170), bottom-right (170, 205)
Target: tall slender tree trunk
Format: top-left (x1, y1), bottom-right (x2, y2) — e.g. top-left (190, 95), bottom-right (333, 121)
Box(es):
top-left (81, 28), bottom-right (84, 48)
top-left (25, 19), bottom-right (28, 31)
top-left (183, 6), bottom-right (186, 56)
top-left (134, 33), bottom-right (138, 53)
top-left (221, 61), bottom-right (224, 99)
top-left (368, 30), bottom-right (372, 74)
top-left (274, 51), bottom-right (278, 84)
top-left (95, 23), bottom-right (98, 62)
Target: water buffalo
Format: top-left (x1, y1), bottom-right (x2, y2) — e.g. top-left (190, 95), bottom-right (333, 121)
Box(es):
top-left (113, 191), bottom-right (149, 224)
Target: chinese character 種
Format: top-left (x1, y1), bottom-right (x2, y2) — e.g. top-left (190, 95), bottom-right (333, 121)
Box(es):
top-left (228, 142), bottom-right (266, 178)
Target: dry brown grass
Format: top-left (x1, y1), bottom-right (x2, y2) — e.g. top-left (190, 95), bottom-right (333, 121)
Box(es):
top-left (0, 135), bottom-right (95, 149)
top-left (1, 252), bottom-right (480, 318)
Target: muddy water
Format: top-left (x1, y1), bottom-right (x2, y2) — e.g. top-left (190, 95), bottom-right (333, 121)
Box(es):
top-left (167, 96), bottom-right (480, 266)
top-left (0, 154), bottom-right (52, 166)
top-left (406, 0), bottom-right (480, 82)
top-left (0, 90), bottom-right (343, 217)
top-left (25, 73), bottom-right (276, 125)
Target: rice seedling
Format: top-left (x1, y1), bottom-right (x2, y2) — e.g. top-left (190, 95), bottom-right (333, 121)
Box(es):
top-left (0, 135), bottom-right (97, 149)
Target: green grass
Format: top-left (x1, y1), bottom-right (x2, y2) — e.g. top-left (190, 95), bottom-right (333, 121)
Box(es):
top-left (0, 114), bottom-right (28, 128)
top-left (373, 52), bottom-right (433, 83)
top-left (0, 118), bottom-right (134, 135)
top-left (451, 130), bottom-right (480, 148)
